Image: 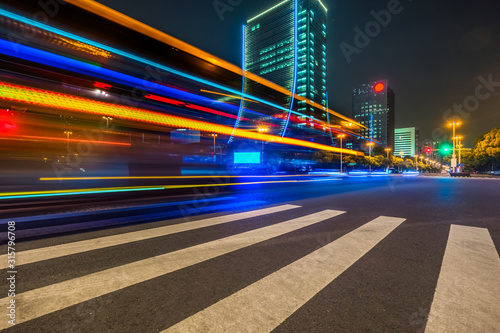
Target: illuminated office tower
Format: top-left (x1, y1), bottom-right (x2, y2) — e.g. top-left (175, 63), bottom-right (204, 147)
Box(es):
top-left (352, 80), bottom-right (395, 150)
top-left (395, 127), bottom-right (416, 157)
top-left (240, 0), bottom-right (328, 136)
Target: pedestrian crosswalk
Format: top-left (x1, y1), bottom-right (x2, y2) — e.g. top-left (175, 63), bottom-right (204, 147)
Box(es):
top-left (164, 216), bottom-right (405, 333)
top-left (1, 204), bottom-right (499, 332)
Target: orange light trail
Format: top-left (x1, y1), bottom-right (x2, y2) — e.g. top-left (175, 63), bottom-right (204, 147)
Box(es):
top-left (0, 134), bottom-right (131, 146)
top-left (0, 82), bottom-right (363, 156)
top-left (63, 0), bottom-right (365, 129)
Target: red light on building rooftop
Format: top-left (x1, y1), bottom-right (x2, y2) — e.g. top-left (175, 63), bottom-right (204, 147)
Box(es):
top-left (374, 83), bottom-right (385, 92)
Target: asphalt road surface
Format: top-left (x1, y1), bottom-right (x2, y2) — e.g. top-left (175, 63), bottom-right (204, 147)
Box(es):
top-left (1, 175), bottom-right (499, 332)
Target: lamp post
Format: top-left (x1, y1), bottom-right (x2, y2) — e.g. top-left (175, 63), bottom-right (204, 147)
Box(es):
top-left (384, 148), bottom-right (391, 172)
top-left (258, 127), bottom-right (268, 164)
top-left (367, 142), bottom-right (374, 173)
top-left (211, 133), bottom-right (218, 156)
top-left (448, 121), bottom-right (461, 172)
top-left (415, 155), bottom-right (419, 171)
top-left (385, 148), bottom-right (391, 159)
top-left (399, 151), bottom-right (404, 172)
top-left (102, 116), bottom-right (113, 131)
top-left (456, 135), bottom-right (463, 171)
top-left (64, 131), bottom-right (72, 151)
top-left (338, 134), bottom-right (346, 173)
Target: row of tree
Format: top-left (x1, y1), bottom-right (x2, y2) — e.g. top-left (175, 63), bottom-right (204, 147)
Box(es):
top-left (313, 151), bottom-right (440, 172)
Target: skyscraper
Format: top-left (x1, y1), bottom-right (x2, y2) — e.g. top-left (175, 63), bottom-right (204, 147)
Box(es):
top-left (352, 80), bottom-right (395, 150)
top-left (395, 127), bottom-right (417, 157)
top-left (236, 0), bottom-right (328, 138)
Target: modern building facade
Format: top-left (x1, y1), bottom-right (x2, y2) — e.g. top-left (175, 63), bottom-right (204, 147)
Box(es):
top-left (246, 0), bottom-right (327, 116)
top-left (352, 80), bottom-right (395, 150)
top-left (238, 0), bottom-right (328, 138)
top-left (395, 127), bottom-right (417, 157)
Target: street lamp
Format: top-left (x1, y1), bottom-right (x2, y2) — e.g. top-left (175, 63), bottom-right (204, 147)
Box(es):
top-left (64, 131), bottom-right (72, 151)
top-left (258, 127), bottom-right (268, 162)
top-left (211, 133), bottom-right (218, 156)
top-left (384, 148), bottom-right (391, 172)
top-left (448, 121), bottom-right (461, 172)
top-left (455, 135), bottom-right (463, 171)
top-left (102, 116), bottom-right (113, 131)
top-left (367, 142), bottom-right (375, 173)
top-left (338, 134), bottom-right (346, 173)
top-left (398, 151), bottom-right (404, 172)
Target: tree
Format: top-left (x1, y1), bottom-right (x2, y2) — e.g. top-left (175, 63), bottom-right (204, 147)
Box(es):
top-left (470, 128), bottom-right (500, 172)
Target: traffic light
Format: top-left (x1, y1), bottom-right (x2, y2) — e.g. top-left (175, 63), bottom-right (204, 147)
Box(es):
top-left (439, 144), bottom-right (452, 155)
top-left (425, 147), bottom-right (432, 154)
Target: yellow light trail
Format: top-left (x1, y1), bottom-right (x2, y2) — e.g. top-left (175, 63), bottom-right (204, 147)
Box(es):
top-left (0, 82), bottom-right (364, 156)
top-left (1, 179), bottom-right (340, 199)
top-left (63, 0), bottom-right (365, 129)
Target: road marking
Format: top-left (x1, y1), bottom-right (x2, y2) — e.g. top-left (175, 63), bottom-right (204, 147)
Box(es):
top-left (163, 216), bottom-right (406, 333)
top-left (0, 209), bottom-right (344, 329)
top-left (425, 225), bottom-right (500, 333)
top-left (0, 204), bottom-right (299, 269)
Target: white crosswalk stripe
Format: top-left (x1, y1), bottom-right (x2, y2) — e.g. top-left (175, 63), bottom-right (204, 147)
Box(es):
top-left (425, 225), bottom-right (500, 333)
top-left (0, 209), bottom-right (344, 329)
top-left (0, 204), bottom-right (300, 269)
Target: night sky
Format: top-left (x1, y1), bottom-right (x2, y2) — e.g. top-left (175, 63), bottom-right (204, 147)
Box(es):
top-left (96, 0), bottom-right (500, 147)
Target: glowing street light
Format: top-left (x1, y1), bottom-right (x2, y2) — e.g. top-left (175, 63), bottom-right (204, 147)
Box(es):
top-left (398, 151), bottom-right (404, 172)
top-left (456, 135), bottom-right (464, 171)
top-left (448, 121), bottom-right (461, 172)
top-left (338, 134), bottom-right (346, 173)
top-left (102, 116), bottom-right (113, 131)
top-left (258, 127), bottom-right (268, 159)
top-left (211, 133), bottom-right (218, 156)
top-left (385, 147), bottom-right (391, 159)
top-left (367, 142), bottom-right (375, 173)
top-left (64, 131), bottom-right (72, 151)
